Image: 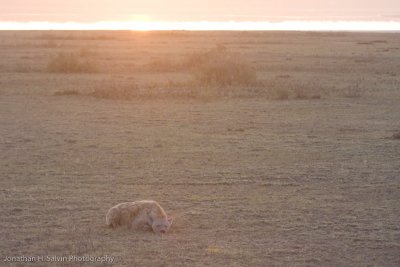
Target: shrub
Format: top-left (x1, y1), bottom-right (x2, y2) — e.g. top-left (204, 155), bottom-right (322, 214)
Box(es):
top-left (184, 44), bottom-right (257, 86)
top-left (144, 58), bottom-right (179, 72)
top-left (47, 52), bottom-right (97, 73)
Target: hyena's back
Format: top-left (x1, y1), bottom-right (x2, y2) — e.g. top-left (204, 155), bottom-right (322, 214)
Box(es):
top-left (106, 202), bottom-right (142, 228)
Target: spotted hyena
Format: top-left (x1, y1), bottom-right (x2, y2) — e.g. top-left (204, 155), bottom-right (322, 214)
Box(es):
top-left (106, 200), bottom-right (173, 234)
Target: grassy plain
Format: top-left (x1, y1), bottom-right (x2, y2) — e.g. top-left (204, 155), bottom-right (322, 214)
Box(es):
top-left (0, 31), bottom-right (399, 266)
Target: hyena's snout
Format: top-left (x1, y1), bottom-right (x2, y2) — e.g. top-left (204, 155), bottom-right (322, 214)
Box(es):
top-left (152, 218), bottom-right (173, 234)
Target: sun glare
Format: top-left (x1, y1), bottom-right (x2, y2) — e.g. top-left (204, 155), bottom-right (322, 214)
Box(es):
top-left (0, 20), bottom-right (400, 31)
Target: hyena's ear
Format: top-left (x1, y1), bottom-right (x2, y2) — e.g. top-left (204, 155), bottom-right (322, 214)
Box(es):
top-left (167, 217), bottom-right (173, 226)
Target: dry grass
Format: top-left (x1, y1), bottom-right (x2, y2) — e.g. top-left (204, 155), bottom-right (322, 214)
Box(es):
top-left (14, 62), bottom-right (34, 73)
top-left (87, 80), bottom-right (237, 100)
top-left (54, 89), bottom-right (80, 96)
top-left (41, 40), bottom-right (60, 48)
top-left (89, 82), bottom-right (140, 100)
top-left (141, 45), bottom-right (257, 87)
top-left (184, 44), bottom-right (257, 86)
top-left (47, 52), bottom-right (97, 73)
top-left (143, 57), bottom-right (180, 72)
top-left (68, 81), bottom-right (304, 101)
top-left (52, 77), bottom-right (360, 101)
top-left (1, 31), bottom-right (400, 267)
top-left (274, 88), bottom-right (290, 100)
top-left (342, 79), bottom-right (363, 98)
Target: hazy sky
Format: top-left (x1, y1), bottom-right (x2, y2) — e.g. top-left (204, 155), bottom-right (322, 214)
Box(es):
top-left (1, 0), bottom-right (400, 22)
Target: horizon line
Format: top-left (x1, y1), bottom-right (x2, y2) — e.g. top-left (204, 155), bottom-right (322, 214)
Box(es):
top-left (1, 20), bottom-right (400, 31)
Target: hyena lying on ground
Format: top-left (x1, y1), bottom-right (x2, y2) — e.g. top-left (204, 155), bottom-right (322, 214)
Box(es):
top-left (106, 200), bottom-right (172, 234)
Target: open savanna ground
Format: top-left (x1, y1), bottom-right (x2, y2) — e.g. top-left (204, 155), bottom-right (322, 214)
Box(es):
top-left (0, 31), bottom-right (399, 266)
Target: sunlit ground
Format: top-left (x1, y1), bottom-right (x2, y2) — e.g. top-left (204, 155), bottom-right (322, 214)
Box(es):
top-left (1, 20), bottom-right (400, 31)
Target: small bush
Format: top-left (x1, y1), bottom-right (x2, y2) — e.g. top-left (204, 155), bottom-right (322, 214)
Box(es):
top-left (143, 58), bottom-right (179, 72)
top-left (47, 52), bottom-right (97, 73)
top-left (184, 44), bottom-right (257, 86)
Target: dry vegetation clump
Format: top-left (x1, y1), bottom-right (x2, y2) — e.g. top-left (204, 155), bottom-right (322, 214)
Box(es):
top-left (41, 40), bottom-right (60, 48)
top-left (85, 79), bottom-right (250, 100)
top-left (274, 89), bottom-right (290, 100)
top-left (79, 47), bottom-right (98, 58)
top-left (14, 62), bottom-right (34, 73)
top-left (53, 89), bottom-right (80, 96)
top-left (47, 52), bottom-right (97, 73)
top-left (184, 44), bottom-right (257, 86)
top-left (143, 58), bottom-right (180, 72)
top-left (273, 87), bottom-right (321, 101)
top-left (292, 87), bottom-right (322, 100)
top-left (392, 131), bottom-right (400, 140)
top-left (37, 32), bottom-right (116, 41)
top-left (257, 79), bottom-right (323, 100)
top-left (81, 78), bottom-right (327, 101)
top-left (276, 74), bottom-right (292, 79)
top-left (343, 80), bottom-right (363, 98)
top-left (293, 88), bottom-right (309, 99)
top-left (91, 80), bottom-right (285, 100)
top-left (89, 82), bottom-right (140, 100)
top-left (357, 40), bottom-right (388, 45)
top-left (88, 80), bottom-right (217, 100)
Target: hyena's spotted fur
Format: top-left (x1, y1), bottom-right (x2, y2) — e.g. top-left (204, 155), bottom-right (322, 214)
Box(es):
top-left (106, 200), bottom-right (172, 234)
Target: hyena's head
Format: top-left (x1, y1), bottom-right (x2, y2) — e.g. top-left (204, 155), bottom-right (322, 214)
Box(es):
top-left (152, 217), bottom-right (173, 234)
